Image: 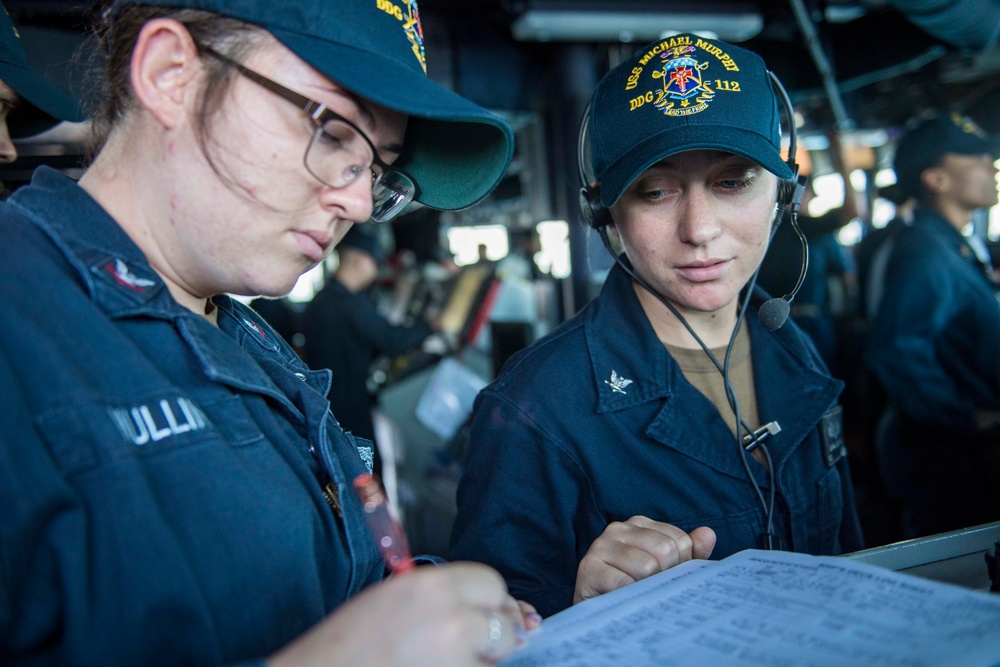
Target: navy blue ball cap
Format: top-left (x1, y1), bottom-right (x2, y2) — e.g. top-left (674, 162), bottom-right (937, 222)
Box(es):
top-left (589, 34), bottom-right (792, 208)
top-left (893, 113), bottom-right (1000, 198)
top-left (0, 3), bottom-right (85, 138)
top-left (112, 0), bottom-right (513, 212)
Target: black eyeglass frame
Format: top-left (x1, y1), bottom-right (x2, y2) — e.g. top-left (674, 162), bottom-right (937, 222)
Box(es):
top-left (198, 45), bottom-right (415, 222)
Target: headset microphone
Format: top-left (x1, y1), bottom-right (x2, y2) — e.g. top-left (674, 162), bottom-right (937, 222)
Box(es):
top-left (758, 214), bottom-right (809, 330)
top-left (755, 71), bottom-right (809, 331)
top-left (757, 297), bottom-right (790, 331)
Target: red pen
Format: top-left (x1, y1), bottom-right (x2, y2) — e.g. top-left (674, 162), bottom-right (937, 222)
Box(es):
top-left (353, 473), bottom-right (415, 574)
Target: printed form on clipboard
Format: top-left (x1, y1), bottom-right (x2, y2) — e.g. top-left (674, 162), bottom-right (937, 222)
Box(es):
top-left (502, 549), bottom-right (1000, 667)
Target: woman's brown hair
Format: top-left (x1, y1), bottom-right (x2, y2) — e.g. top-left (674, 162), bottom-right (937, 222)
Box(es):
top-left (86, 1), bottom-right (264, 161)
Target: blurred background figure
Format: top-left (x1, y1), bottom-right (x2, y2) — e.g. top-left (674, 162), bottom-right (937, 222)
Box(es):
top-left (302, 225), bottom-right (438, 478)
top-left (865, 113), bottom-right (1000, 538)
top-left (498, 227), bottom-right (544, 281)
top-left (0, 0), bottom-right (84, 196)
top-left (855, 182), bottom-right (916, 322)
top-left (841, 181), bottom-right (916, 546)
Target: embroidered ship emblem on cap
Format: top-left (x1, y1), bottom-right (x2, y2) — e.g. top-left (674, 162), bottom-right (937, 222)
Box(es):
top-left (376, 0), bottom-right (426, 73)
top-left (653, 46), bottom-right (714, 116)
top-left (951, 111), bottom-right (987, 138)
top-left (403, 0), bottom-right (426, 73)
top-left (605, 370), bottom-right (634, 394)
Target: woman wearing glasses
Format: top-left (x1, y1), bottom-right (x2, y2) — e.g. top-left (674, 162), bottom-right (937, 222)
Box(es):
top-left (0, 0), bottom-right (537, 665)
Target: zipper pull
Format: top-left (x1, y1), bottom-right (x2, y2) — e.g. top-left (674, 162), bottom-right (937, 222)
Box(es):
top-left (322, 481), bottom-right (343, 517)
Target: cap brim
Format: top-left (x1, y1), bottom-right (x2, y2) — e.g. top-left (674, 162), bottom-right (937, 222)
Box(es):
top-left (271, 30), bottom-right (513, 212)
top-left (953, 132), bottom-right (1000, 159)
top-left (0, 60), bottom-right (85, 138)
top-left (599, 124), bottom-right (794, 208)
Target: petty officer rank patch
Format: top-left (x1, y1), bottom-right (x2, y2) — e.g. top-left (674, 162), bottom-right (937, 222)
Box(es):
top-left (820, 405), bottom-right (846, 467)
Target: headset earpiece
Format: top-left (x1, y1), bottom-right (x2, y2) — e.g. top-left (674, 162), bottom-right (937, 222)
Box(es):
top-left (575, 104), bottom-right (615, 230)
top-left (579, 184), bottom-right (612, 229)
top-left (767, 71), bottom-right (806, 214)
top-left (778, 170), bottom-right (808, 212)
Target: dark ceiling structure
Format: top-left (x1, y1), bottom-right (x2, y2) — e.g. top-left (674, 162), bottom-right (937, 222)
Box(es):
top-left (416, 0), bottom-right (1000, 135)
top-left (5, 0), bottom-right (1000, 170)
top-left (4, 0), bottom-right (997, 315)
top-left (9, 0), bottom-right (1000, 129)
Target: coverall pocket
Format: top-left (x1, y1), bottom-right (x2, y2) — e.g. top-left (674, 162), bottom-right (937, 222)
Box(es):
top-left (36, 392), bottom-right (264, 474)
top-left (814, 466), bottom-right (845, 554)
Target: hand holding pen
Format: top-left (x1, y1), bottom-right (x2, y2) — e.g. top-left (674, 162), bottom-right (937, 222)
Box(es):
top-left (272, 475), bottom-right (542, 665)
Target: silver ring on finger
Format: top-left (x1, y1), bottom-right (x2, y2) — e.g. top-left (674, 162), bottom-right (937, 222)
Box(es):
top-left (480, 610), bottom-right (504, 662)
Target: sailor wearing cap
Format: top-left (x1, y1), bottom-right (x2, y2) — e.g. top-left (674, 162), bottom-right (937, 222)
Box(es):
top-left (0, 0), bottom-right (538, 664)
top-left (0, 1), bottom-right (84, 182)
top-left (866, 112), bottom-right (1000, 538)
top-left (451, 34), bottom-right (864, 618)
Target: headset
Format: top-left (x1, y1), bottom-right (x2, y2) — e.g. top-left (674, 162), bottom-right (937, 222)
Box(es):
top-left (577, 70), bottom-right (808, 550)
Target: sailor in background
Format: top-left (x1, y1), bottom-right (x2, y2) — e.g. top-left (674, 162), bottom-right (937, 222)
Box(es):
top-left (302, 225), bottom-right (437, 477)
top-left (866, 113), bottom-right (1000, 538)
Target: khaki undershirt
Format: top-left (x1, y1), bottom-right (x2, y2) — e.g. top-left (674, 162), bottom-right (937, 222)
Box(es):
top-left (665, 323), bottom-right (764, 463)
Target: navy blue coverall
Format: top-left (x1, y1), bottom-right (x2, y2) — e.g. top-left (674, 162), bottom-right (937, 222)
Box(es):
top-left (450, 263), bottom-right (864, 618)
top-left (866, 207), bottom-right (1000, 536)
top-left (0, 168), bottom-right (383, 665)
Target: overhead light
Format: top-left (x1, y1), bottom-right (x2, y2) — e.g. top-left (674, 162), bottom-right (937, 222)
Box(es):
top-left (511, 10), bottom-right (763, 43)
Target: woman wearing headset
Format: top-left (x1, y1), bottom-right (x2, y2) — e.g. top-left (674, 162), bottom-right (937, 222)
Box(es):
top-left (450, 34), bottom-right (864, 619)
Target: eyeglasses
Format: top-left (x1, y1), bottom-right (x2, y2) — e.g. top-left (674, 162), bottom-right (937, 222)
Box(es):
top-left (199, 46), bottom-right (415, 223)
